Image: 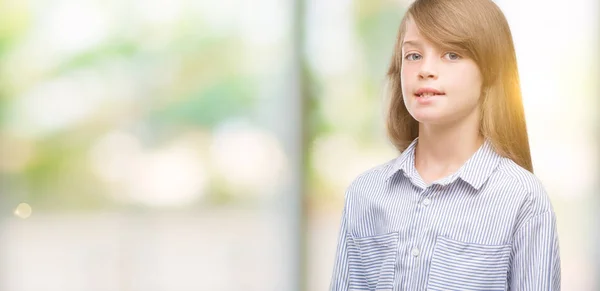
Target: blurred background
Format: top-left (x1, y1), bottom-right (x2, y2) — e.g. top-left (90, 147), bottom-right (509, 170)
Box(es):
top-left (0, 0), bottom-right (597, 290)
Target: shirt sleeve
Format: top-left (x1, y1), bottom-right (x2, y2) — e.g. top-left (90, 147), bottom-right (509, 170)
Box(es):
top-left (329, 203), bottom-right (349, 291)
top-left (508, 210), bottom-right (561, 290)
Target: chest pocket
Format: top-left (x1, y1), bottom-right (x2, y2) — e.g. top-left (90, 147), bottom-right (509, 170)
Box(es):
top-left (347, 232), bottom-right (399, 291)
top-left (426, 235), bottom-right (511, 291)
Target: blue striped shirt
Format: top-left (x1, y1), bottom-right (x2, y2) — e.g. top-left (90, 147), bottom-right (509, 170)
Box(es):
top-left (329, 138), bottom-right (560, 291)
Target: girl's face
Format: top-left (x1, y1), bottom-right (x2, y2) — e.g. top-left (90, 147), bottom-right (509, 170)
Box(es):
top-left (400, 18), bottom-right (483, 127)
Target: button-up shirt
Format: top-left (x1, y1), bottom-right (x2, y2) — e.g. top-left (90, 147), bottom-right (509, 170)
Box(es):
top-left (329, 138), bottom-right (560, 291)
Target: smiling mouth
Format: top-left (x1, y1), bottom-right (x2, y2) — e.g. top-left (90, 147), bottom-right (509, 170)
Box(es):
top-left (415, 92), bottom-right (445, 98)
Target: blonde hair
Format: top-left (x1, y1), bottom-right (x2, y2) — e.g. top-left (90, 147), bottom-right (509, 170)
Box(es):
top-left (386, 0), bottom-right (533, 172)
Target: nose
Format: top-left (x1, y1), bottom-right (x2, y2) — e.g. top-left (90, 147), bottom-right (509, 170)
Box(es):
top-left (418, 56), bottom-right (438, 80)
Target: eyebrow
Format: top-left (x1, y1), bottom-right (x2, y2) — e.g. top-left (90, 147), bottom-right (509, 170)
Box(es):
top-left (402, 40), bottom-right (422, 47)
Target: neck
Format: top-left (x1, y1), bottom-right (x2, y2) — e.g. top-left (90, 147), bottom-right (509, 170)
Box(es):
top-left (415, 112), bottom-right (484, 182)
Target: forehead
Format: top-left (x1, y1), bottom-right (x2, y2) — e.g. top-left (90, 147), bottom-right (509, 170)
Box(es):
top-left (403, 18), bottom-right (423, 41)
top-left (401, 17), bottom-right (443, 51)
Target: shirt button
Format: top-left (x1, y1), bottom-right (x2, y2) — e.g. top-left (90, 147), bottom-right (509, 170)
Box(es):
top-left (411, 247), bottom-right (420, 257)
top-left (423, 198), bottom-right (431, 206)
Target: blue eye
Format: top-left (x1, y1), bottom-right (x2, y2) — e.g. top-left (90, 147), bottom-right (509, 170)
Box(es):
top-left (444, 52), bottom-right (461, 60)
top-left (404, 53), bottom-right (422, 61)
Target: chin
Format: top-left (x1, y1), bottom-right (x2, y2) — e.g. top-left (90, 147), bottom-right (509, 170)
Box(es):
top-left (409, 109), bottom-right (447, 125)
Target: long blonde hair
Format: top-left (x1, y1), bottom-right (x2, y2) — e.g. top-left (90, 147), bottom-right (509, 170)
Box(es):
top-left (386, 0), bottom-right (533, 172)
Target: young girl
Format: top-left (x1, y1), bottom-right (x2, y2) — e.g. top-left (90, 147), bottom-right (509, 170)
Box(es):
top-left (329, 0), bottom-right (560, 290)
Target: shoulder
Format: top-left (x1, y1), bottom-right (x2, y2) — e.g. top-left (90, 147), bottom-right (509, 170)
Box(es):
top-left (343, 157), bottom-right (397, 199)
top-left (495, 157), bottom-right (555, 218)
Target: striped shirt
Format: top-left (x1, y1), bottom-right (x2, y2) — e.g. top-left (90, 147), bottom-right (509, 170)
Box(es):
top-left (329, 138), bottom-right (560, 291)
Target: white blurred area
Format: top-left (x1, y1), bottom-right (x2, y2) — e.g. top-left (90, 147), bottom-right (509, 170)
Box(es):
top-left (1, 211), bottom-right (286, 291)
top-left (1, 0), bottom-right (295, 290)
top-left (0, 0), bottom-right (597, 290)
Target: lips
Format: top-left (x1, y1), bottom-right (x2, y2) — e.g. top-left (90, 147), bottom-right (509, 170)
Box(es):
top-left (414, 87), bottom-right (445, 98)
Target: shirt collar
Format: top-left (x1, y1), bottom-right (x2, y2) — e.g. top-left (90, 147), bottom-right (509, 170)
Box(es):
top-left (455, 139), bottom-right (503, 190)
top-left (385, 137), bottom-right (419, 182)
top-left (385, 138), bottom-right (503, 190)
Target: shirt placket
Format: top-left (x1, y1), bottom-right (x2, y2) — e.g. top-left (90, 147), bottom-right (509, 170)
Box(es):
top-left (404, 184), bottom-right (435, 291)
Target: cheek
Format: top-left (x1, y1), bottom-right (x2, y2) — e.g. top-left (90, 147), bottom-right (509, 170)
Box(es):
top-left (400, 65), bottom-right (410, 95)
top-left (400, 64), bottom-right (408, 83)
top-left (446, 66), bottom-right (482, 101)
top-left (400, 64), bottom-right (417, 94)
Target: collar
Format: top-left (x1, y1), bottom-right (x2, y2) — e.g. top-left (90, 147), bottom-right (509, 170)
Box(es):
top-left (384, 137), bottom-right (419, 182)
top-left (385, 138), bottom-right (502, 190)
